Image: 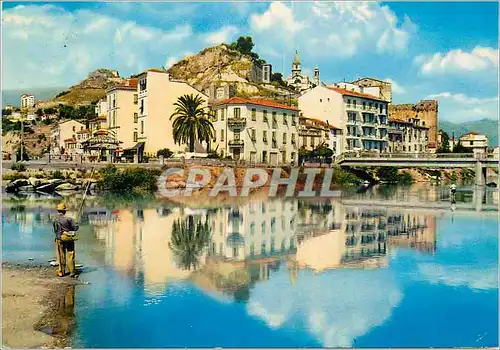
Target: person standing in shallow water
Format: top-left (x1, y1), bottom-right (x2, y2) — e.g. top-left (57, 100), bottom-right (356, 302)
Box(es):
top-left (53, 203), bottom-right (79, 278)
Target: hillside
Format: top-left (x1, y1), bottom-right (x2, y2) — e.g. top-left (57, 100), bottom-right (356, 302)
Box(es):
top-left (167, 44), bottom-right (295, 100)
top-left (439, 118), bottom-right (498, 147)
top-left (34, 69), bottom-right (126, 109)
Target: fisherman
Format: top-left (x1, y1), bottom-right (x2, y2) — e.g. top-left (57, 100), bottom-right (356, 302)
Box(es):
top-left (53, 203), bottom-right (79, 278)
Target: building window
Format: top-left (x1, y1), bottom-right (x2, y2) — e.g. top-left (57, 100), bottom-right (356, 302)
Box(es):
top-left (133, 131), bottom-right (138, 142)
top-left (353, 100), bottom-right (357, 108)
top-left (134, 113), bottom-right (138, 123)
top-left (221, 109), bottom-right (225, 121)
top-left (140, 100), bottom-right (144, 114)
top-left (291, 134), bottom-right (296, 144)
top-left (310, 137), bottom-right (315, 147)
top-left (263, 130), bottom-right (267, 142)
top-left (363, 102), bottom-right (366, 110)
top-left (251, 108), bottom-right (256, 121)
top-left (283, 132), bottom-right (287, 144)
top-left (251, 129), bottom-right (256, 141)
top-left (263, 110), bottom-right (268, 122)
top-left (320, 99), bottom-right (322, 103)
top-left (272, 112), bottom-right (277, 129)
top-left (292, 114), bottom-right (296, 126)
top-left (72, 126), bottom-right (75, 132)
top-left (141, 121), bottom-right (144, 134)
top-left (272, 131), bottom-right (277, 148)
top-left (470, 141), bottom-right (473, 146)
top-left (234, 107), bottom-right (241, 118)
top-left (262, 151), bottom-right (267, 162)
top-left (133, 94), bottom-right (138, 104)
top-left (261, 222), bottom-right (266, 234)
top-left (347, 99), bottom-right (351, 106)
top-left (221, 129), bottom-right (224, 142)
top-left (139, 79), bottom-right (147, 91)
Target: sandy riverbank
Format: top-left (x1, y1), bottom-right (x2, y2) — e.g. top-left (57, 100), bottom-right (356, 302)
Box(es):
top-left (2, 263), bottom-right (83, 348)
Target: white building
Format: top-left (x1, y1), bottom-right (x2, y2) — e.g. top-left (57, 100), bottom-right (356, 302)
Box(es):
top-left (298, 85), bottom-right (389, 153)
top-left (388, 117), bottom-right (429, 153)
top-left (210, 97), bottom-right (300, 165)
top-left (95, 98), bottom-right (107, 117)
top-left (458, 132), bottom-right (488, 155)
top-left (287, 51), bottom-right (317, 92)
top-left (298, 117), bottom-right (343, 156)
top-left (20, 94), bottom-right (35, 109)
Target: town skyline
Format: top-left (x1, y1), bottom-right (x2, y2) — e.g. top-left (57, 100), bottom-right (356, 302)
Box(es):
top-left (2, 1), bottom-right (498, 124)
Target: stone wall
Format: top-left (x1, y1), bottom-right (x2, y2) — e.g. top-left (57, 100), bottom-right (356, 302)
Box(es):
top-left (389, 100), bottom-right (438, 149)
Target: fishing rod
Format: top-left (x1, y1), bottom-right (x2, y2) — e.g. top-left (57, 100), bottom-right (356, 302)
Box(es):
top-left (76, 166), bottom-right (95, 222)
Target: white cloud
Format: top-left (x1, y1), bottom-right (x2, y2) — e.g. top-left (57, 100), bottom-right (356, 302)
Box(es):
top-left (427, 92), bottom-right (498, 105)
top-left (384, 78), bottom-right (406, 94)
top-left (419, 46), bottom-right (499, 74)
top-left (203, 26), bottom-right (239, 45)
top-left (247, 268), bottom-right (402, 347)
top-left (2, 5), bottom-right (198, 89)
top-left (418, 263), bottom-right (498, 291)
top-left (249, 2), bottom-right (416, 62)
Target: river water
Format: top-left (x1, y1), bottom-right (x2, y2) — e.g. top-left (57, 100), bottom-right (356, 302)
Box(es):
top-left (2, 184), bottom-right (498, 348)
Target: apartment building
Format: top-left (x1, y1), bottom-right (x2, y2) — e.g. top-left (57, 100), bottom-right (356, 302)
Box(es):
top-left (458, 132), bottom-right (489, 155)
top-left (106, 79), bottom-right (138, 150)
top-left (298, 117), bottom-right (343, 155)
top-left (298, 85), bottom-right (389, 153)
top-left (20, 94), bottom-right (35, 109)
top-left (135, 69), bottom-right (209, 156)
top-left (88, 115), bottom-right (107, 134)
top-left (50, 120), bottom-right (85, 155)
top-left (388, 117), bottom-right (429, 153)
top-left (95, 99), bottom-right (107, 117)
top-left (210, 97), bottom-right (299, 165)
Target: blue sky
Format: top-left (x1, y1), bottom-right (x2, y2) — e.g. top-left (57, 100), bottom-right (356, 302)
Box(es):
top-left (2, 1), bottom-right (498, 123)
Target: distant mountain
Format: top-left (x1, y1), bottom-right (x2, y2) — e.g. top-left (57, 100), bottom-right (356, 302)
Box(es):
top-left (439, 118), bottom-right (498, 147)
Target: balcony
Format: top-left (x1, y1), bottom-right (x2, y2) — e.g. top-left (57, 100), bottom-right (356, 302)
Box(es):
top-left (228, 139), bottom-right (244, 147)
top-left (228, 117), bottom-right (246, 128)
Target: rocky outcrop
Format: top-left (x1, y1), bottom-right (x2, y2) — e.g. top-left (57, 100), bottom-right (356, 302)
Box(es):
top-left (168, 44), bottom-right (294, 100)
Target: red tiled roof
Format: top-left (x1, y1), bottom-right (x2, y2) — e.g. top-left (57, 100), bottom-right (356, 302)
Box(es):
top-left (461, 131), bottom-right (481, 136)
top-left (64, 137), bottom-right (77, 143)
top-left (95, 129), bottom-right (108, 135)
top-left (215, 97), bottom-right (299, 111)
top-left (301, 117), bottom-right (340, 130)
top-left (327, 87), bottom-right (385, 102)
top-left (76, 128), bottom-right (91, 134)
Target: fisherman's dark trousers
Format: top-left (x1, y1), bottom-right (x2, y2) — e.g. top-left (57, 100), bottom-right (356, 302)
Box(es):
top-left (56, 239), bottom-right (75, 275)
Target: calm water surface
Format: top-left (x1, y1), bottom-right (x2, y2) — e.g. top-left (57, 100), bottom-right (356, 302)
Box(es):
top-left (2, 185), bottom-right (498, 348)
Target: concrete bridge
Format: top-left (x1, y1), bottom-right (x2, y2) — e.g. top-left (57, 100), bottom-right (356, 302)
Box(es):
top-left (335, 153), bottom-right (499, 186)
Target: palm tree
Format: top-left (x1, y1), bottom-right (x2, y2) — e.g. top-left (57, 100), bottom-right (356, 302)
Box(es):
top-left (169, 216), bottom-right (211, 271)
top-left (170, 94), bottom-right (214, 152)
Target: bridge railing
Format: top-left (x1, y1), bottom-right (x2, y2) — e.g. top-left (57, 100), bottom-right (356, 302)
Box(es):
top-left (335, 152), bottom-right (489, 162)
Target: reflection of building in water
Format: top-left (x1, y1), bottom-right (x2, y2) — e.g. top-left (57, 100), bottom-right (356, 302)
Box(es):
top-left (293, 201), bottom-right (437, 272)
top-left (91, 207), bottom-right (195, 296)
top-left (207, 200), bottom-right (299, 261)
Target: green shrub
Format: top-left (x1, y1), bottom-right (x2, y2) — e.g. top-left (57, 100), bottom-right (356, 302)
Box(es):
top-left (330, 166), bottom-right (359, 185)
top-left (398, 171), bottom-right (413, 185)
top-left (3, 172), bottom-right (28, 181)
top-left (375, 167), bottom-right (399, 182)
top-left (52, 170), bottom-right (64, 179)
top-left (100, 167), bottom-right (162, 193)
top-left (11, 162), bottom-right (26, 172)
top-left (157, 148), bottom-right (173, 158)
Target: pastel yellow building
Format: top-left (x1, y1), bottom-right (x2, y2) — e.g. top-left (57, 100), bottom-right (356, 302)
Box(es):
top-left (50, 120), bottom-right (85, 156)
top-left (106, 78), bottom-right (138, 150)
top-left (135, 69), bottom-right (209, 156)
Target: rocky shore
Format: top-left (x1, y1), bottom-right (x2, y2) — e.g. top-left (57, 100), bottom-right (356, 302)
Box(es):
top-left (2, 263), bottom-right (84, 348)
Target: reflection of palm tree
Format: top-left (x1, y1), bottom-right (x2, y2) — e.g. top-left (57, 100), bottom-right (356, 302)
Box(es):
top-left (169, 215), bottom-right (211, 270)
